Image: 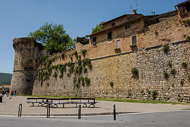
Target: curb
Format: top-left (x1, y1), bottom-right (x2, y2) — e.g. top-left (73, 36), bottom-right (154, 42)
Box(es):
top-left (0, 112), bottom-right (137, 117)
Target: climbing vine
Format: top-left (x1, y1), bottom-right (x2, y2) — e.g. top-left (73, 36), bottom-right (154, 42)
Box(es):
top-left (36, 50), bottom-right (92, 88)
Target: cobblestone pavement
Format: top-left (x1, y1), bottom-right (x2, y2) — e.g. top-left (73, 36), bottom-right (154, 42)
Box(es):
top-left (0, 96), bottom-right (189, 116)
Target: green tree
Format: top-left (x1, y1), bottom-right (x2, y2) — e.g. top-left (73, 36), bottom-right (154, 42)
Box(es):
top-left (92, 24), bottom-right (103, 33)
top-left (28, 23), bottom-right (73, 54)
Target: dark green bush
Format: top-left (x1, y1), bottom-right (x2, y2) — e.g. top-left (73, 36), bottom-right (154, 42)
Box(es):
top-left (163, 72), bottom-right (169, 79)
top-left (67, 73), bottom-right (70, 78)
top-left (73, 51), bottom-right (78, 59)
top-left (61, 53), bottom-right (65, 59)
top-left (73, 77), bottom-right (77, 84)
top-left (84, 68), bottom-right (88, 73)
top-left (186, 36), bottom-right (190, 41)
top-left (70, 56), bottom-right (73, 62)
top-left (131, 68), bottom-right (138, 76)
top-left (168, 62), bottom-right (172, 68)
top-left (53, 72), bottom-right (57, 79)
top-left (85, 77), bottom-right (90, 86)
top-left (152, 90), bottom-right (158, 100)
top-left (183, 20), bottom-right (190, 26)
top-left (110, 82), bottom-right (114, 88)
top-left (170, 69), bottom-right (176, 75)
top-left (163, 44), bottom-right (169, 54)
top-left (182, 62), bottom-right (187, 69)
top-left (180, 80), bottom-right (184, 86)
top-left (155, 31), bottom-right (159, 36)
top-left (81, 49), bottom-right (87, 57)
top-left (81, 77), bottom-right (85, 86)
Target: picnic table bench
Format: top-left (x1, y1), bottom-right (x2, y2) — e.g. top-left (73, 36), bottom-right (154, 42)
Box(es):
top-left (183, 95), bottom-right (190, 102)
top-left (27, 97), bottom-right (97, 108)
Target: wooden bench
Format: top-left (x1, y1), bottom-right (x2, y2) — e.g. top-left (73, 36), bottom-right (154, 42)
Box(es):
top-left (183, 95), bottom-right (190, 102)
top-left (27, 97), bottom-right (47, 107)
top-left (27, 97), bottom-right (97, 108)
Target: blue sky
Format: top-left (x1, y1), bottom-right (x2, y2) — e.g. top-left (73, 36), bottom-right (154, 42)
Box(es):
top-left (0, 0), bottom-right (184, 74)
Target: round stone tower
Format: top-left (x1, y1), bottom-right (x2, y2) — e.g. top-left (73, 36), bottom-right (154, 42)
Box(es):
top-left (11, 37), bottom-right (43, 95)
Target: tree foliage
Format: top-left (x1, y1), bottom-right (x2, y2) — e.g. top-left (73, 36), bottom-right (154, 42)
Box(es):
top-left (92, 24), bottom-right (103, 34)
top-left (28, 23), bottom-right (73, 54)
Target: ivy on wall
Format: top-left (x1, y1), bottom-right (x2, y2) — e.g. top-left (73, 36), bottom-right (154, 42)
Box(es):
top-left (36, 49), bottom-right (92, 88)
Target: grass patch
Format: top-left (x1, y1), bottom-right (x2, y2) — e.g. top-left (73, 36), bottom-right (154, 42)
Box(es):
top-left (27, 95), bottom-right (189, 105)
top-left (95, 98), bottom-right (185, 105)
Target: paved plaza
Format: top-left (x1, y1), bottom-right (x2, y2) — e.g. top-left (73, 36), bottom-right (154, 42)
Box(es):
top-left (0, 96), bottom-right (189, 116)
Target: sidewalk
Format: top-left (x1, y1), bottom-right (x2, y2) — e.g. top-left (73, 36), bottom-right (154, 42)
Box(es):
top-left (0, 96), bottom-right (189, 116)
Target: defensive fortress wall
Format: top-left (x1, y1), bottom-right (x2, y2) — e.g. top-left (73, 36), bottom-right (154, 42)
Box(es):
top-left (32, 40), bottom-right (190, 102)
top-left (11, 1), bottom-right (190, 102)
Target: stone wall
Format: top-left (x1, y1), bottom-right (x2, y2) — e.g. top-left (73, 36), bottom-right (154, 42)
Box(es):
top-left (32, 41), bottom-right (190, 102)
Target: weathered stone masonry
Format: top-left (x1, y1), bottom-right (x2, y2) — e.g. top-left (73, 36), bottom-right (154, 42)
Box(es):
top-left (32, 41), bottom-right (190, 102)
top-left (11, 1), bottom-right (190, 102)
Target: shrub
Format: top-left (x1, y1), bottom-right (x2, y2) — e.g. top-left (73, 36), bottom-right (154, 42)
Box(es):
top-left (75, 83), bottom-right (80, 88)
top-left (186, 36), bottom-right (190, 41)
top-left (73, 51), bottom-right (78, 59)
top-left (88, 63), bottom-right (93, 70)
top-left (73, 77), bottom-right (77, 84)
top-left (78, 65), bottom-right (83, 74)
top-left (78, 59), bottom-right (82, 65)
top-left (170, 69), bottom-right (176, 75)
top-left (147, 90), bottom-right (151, 95)
top-left (128, 91), bottom-right (132, 97)
top-left (81, 49), bottom-right (87, 57)
top-left (85, 77), bottom-right (90, 86)
top-left (155, 31), bottom-right (159, 36)
top-left (141, 90), bottom-right (144, 95)
top-left (81, 77), bottom-right (85, 86)
top-left (83, 58), bottom-right (91, 67)
top-left (78, 77), bottom-right (81, 84)
top-left (182, 62), bottom-right (187, 69)
top-left (70, 56), bottom-right (73, 62)
top-left (131, 68), bottom-right (138, 76)
top-left (163, 44), bottom-right (169, 54)
top-left (53, 72), bottom-right (57, 79)
top-left (84, 68), bottom-right (88, 73)
top-left (183, 20), bottom-right (190, 26)
top-left (168, 62), bottom-right (172, 68)
top-left (180, 80), bottom-right (184, 86)
top-left (47, 83), bottom-right (49, 87)
top-left (59, 73), bottom-right (63, 79)
top-left (110, 82), bottom-right (114, 88)
top-left (188, 76), bottom-right (190, 81)
top-left (61, 53), bottom-right (65, 59)
top-left (67, 73), bottom-right (70, 78)
top-left (163, 72), bottom-right (169, 79)
top-left (40, 80), bottom-right (43, 87)
top-left (152, 90), bottom-right (158, 100)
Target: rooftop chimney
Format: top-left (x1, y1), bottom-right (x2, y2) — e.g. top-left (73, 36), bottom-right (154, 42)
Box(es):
top-left (132, 9), bottom-right (137, 15)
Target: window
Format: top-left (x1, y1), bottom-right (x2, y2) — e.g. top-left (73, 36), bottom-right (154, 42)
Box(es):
top-left (108, 32), bottom-right (112, 41)
top-left (116, 40), bottom-right (121, 48)
top-left (125, 24), bottom-right (130, 30)
top-left (92, 37), bottom-right (96, 45)
top-left (132, 36), bottom-right (137, 45)
top-left (26, 79), bottom-right (31, 82)
top-left (112, 23), bottom-right (115, 26)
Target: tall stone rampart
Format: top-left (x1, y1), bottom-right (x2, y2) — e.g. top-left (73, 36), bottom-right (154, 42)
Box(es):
top-left (32, 40), bottom-right (190, 102)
